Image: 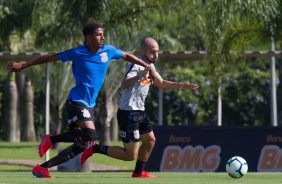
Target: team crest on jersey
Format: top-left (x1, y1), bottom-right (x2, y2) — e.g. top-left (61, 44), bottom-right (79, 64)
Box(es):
top-left (141, 78), bottom-right (152, 85)
top-left (100, 52), bottom-right (108, 62)
top-left (133, 130), bottom-right (140, 140)
top-left (81, 108), bottom-right (91, 118)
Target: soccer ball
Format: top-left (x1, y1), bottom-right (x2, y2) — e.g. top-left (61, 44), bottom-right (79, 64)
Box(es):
top-left (226, 156), bottom-right (248, 179)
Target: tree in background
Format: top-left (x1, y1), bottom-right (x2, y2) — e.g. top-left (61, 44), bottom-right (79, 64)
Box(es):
top-left (29, 0), bottom-right (198, 145)
top-left (202, 0), bottom-right (281, 126)
top-left (1, 0), bottom-right (282, 143)
top-left (21, 79), bottom-right (36, 141)
top-left (0, 0), bottom-right (37, 141)
top-left (3, 73), bottom-right (19, 142)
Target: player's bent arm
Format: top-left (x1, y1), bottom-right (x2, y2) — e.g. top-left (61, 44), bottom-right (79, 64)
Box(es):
top-left (121, 69), bottom-right (149, 89)
top-left (121, 76), bottom-right (136, 89)
top-left (122, 52), bottom-right (156, 81)
top-left (10, 53), bottom-right (59, 72)
top-left (122, 52), bottom-right (149, 68)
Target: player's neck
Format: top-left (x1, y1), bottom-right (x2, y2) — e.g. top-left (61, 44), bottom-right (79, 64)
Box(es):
top-left (87, 45), bottom-right (100, 53)
top-left (140, 56), bottom-right (151, 64)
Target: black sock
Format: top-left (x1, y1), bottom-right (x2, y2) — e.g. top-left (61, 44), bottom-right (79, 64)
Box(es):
top-left (41, 142), bottom-right (87, 168)
top-left (134, 159), bottom-right (146, 174)
top-left (93, 144), bottom-right (108, 155)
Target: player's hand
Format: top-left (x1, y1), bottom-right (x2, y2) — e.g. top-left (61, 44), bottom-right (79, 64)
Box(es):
top-left (182, 82), bottom-right (199, 90)
top-left (8, 61), bottom-right (25, 72)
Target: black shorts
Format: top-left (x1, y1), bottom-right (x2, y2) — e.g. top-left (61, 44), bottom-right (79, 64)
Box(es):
top-left (117, 109), bottom-right (153, 143)
top-left (66, 100), bottom-right (95, 130)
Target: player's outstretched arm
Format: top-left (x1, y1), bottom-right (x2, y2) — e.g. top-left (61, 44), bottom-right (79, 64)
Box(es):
top-left (180, 82), bottom-right (199, 90)
top-left (154, 74), bottom-right (199, 90)
top-left (9, 53), bottom-right (59, 72)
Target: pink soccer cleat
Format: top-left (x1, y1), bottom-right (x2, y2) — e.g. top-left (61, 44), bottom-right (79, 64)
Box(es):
top-left (132, 171), bottom-right (157, 178)
top-left (32, 164), bottom-right (53, 178)
top-left (38, 135), bottom-right (53, 157)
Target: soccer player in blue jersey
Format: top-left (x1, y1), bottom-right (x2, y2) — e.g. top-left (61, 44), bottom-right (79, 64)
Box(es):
top-left (9, 22), bottom-right (156, 178)
top-left (80, 37), bottom-right (199, 178)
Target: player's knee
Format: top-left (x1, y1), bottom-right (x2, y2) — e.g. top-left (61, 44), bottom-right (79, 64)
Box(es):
top-left (125, 148), bottom-right (138, 161)
top-left (124, 152), bottom-right (138, 161)
top-left (131, 153), bottom-right (138, 160)
top-left (82, 128), bottom-right (96, 141)
top-left (148, 136), bottom-right (156, 148)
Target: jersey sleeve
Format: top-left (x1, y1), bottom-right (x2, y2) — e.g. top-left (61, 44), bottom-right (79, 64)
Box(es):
top-left (109, 45), bottom-right (124, 60)
top-left (126, 63), bottom-right (139, 78)
top-left (57, 48), bottom-right (77, 62)
top-left (125, 63), bottom-right (157, 78)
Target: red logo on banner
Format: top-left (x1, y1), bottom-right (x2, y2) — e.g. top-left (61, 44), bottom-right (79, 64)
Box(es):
top-left (257, 145), bottom-right (282, 172)
top-left (160, 145), bottom-right (221, 172)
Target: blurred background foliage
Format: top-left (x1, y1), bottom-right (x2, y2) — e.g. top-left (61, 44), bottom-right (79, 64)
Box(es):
top-left (0, 0), bottom-right (281, 142)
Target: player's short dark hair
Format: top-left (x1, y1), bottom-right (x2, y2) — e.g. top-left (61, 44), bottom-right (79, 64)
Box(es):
top-left (83, 22), bottom-right (103, 37)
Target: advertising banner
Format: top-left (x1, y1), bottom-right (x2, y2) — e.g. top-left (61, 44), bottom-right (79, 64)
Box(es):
top-left (145, 126), bottom-right (282, 172)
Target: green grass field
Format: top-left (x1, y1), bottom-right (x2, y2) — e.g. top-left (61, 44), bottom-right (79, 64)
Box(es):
top-left (0, 141), bottom-right (135, 170)
top-left (0, 142), bottom-right (282, 184)
top-left (0, 172), bottom-right (281, 184)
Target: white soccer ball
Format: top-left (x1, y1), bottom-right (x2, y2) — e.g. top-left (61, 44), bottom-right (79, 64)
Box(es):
top-left (226, 156), bottom-right (248, 179)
